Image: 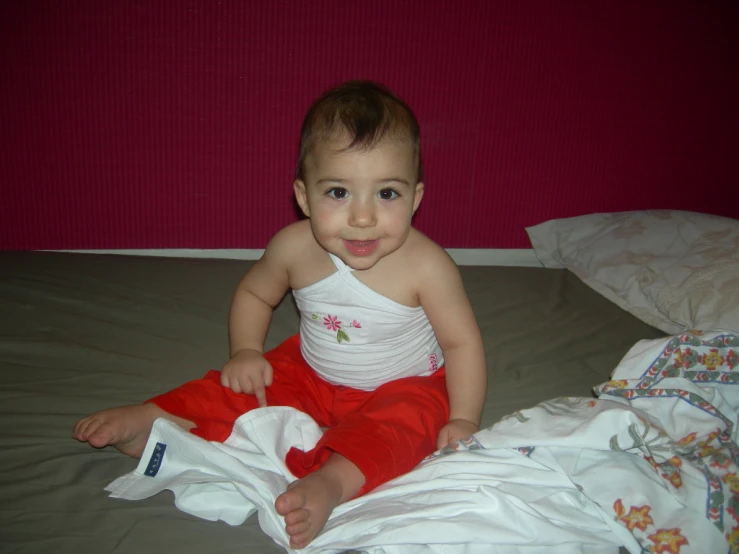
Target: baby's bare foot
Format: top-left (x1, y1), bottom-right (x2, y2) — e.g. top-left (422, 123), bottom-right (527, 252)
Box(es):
top-left (72, 403), bottom-right (191, 458)
top-left (275, 454), bottom-right (365, 549)
top-left (275, 472), bottom-right (343, 549)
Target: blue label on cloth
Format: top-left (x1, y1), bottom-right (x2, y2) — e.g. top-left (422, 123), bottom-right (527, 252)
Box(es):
top-left (144, 442), bottom-right (167, 477)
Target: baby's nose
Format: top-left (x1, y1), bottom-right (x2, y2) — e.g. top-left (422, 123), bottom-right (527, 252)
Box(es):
top-left (349, 201), bottom-right (377, 227)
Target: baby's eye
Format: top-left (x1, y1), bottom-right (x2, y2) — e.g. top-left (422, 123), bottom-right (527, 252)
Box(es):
top-left (327, 187), bottom-right (349, 200)
top-left (378, 188), bottom-right (398, 200)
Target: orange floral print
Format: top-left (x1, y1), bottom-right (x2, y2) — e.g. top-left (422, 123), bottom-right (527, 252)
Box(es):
top-left (704, 429), bottom-right (722, 443)
top-left (667, 456), bottom-right (682, 469)
top-left (620, 505), bottom-right (654, 532)
top-left (723, 472), bottom-right (739, 494)
top-left (613, 499), bottom-right (625, 518)
top-left (647, 528), bottom-right (689, 553)
top-left (728, 527), bottom-right (739, 553)
top-left (701, 348), bottom-right (725, 370)
top-left (676, 432), bottom-right (696, 446)
top-left (666, 470), bottom-right (683, 489)
top-left (701, 349), bottom-right (725, 370)
top-left (643, 455), bottom-right (659, 471)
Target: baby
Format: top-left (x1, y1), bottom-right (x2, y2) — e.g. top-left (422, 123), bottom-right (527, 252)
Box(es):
top-left (73, 80), bottom-right (487, 549)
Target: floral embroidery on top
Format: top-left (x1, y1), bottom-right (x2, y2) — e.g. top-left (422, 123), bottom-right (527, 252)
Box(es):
top-left (323, 314), bottom-right (341, 331)
top-left (312, 313), bottom-right (361, 343)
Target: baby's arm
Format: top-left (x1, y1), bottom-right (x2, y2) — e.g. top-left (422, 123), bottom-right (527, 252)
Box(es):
top-left (220, 227), bottom-right (293, 405)
top-left (416, 244), bottom-right (487, 448)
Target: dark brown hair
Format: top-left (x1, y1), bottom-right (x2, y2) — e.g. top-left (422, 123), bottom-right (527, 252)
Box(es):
top-left (296, 80), bottom-right (423, 182)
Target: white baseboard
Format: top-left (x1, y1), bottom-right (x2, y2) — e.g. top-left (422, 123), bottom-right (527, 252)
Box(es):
top-left (47, 248), bottom-right (542, 267)
top-left (446, 249), bottom-right (540, 267)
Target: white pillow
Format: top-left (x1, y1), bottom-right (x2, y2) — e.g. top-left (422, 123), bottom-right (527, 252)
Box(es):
top-left (526, 210), bottom-right (739, 335)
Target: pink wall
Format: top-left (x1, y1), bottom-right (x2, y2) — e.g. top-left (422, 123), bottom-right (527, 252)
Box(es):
top-left (1, 1), bottom-right (737, 250)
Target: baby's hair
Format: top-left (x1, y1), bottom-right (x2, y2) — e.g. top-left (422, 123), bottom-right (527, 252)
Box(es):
top-left (296, 80), bottom-right (423, 182)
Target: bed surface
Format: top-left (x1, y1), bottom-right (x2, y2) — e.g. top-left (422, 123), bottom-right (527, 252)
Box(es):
top-left (0, 251), bottom-right (664, 553)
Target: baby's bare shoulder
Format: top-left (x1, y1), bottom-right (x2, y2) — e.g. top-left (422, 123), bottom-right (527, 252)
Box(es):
top-left (265, 221), bottom-right (315, 260)
top-left (403, 231), bottom-right (469, 309)
top-left (404, 229), bottom-right (456, 273)
top-left (265, 221), bottom-right (330, 288)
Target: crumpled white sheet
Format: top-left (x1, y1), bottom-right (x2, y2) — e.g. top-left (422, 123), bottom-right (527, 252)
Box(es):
top-left (106, 331), bottom-right (739, 554)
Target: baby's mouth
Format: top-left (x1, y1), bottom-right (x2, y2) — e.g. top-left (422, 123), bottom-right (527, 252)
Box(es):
top-left (343, 239), bottom-right (379, 256)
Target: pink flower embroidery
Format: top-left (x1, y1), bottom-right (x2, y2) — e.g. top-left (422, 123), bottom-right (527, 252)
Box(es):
top-left (312, 313), bottom-right (359, 343)
top-left (323, 315), bottom-right (341, 331)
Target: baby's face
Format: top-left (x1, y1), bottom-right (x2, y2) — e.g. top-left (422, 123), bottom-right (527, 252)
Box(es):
top-left (294, 135), bottom-right (424, 271)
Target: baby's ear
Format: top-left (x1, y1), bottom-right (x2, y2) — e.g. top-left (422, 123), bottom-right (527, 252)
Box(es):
top-left (293, 180), bottom-right (310, 217)
top-left (412, 182), bottom-right (424, 214)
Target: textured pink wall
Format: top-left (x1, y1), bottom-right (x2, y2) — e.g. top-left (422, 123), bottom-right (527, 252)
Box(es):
top-left (1, 1), bottom-right (737, 249)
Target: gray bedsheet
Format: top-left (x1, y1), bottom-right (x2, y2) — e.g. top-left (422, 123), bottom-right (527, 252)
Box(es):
top-left (0, 252), bottom-right (663, 553)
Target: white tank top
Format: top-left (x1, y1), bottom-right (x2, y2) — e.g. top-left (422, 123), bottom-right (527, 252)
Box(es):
top-left (292, 253), bottom-right (443, 391)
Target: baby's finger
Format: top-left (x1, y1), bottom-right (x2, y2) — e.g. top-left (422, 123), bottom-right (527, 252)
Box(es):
top-left (220, 371), bottom-right (235, 393)
top-left (436, 428), bottom-right (449, 450)
top-left (226, 374), bottom-right (242, 394)
top-left (253, 380), bottom-right (268, 408)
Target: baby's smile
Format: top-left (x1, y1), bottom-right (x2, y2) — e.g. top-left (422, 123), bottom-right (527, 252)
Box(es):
top-left (343, 239), bottom-right (379, 257)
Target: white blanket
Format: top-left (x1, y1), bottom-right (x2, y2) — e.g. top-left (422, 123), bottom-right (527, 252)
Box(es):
top-left (106, 331), bottom-right (739, 554)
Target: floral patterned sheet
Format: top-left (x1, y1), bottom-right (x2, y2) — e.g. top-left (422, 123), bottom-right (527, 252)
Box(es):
top-left (107, 331), bottom-right (739, 554)
top-left (474, 330), bottom-right (738, 554)
top-left (598, 331), bottom-right (739, 553)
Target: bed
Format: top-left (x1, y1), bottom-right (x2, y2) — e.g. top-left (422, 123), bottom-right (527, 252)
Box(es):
top-left (1, 211), bottom-right (737, 554)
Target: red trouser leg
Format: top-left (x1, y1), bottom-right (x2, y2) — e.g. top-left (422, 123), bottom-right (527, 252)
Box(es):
top-left (148, 334), bottom-right (450, 496)
top-left (285, 367), bottom-right (450, 496)
top-left (148, 335), bottom-right (336, 441)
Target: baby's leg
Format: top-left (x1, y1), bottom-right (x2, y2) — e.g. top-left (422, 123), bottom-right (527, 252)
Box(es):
top-left (73, 366), bottom-right (267, 457)
top-left (73, 403), bottom-right (194, 458)
top-left (275, 453), bottom-right (364, 550)
top-left (73, 336), bottom-right (325, 460)
top-left (288, 370), bottom-right (449, 496)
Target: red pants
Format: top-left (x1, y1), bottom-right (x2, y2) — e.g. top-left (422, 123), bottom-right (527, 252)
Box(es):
top-left (148, 335), bottom-right (449, 495)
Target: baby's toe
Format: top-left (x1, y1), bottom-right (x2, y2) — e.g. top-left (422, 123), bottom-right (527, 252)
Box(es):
top-left (275, 486), bottom-right (307, 515)
top-left (286, 519), bottom-right (310, 536)
top-left (73, 417), bottom-right (96, 440)
top-left (284, 507), bottom-right (310, 526)
top-left (290, 531), bottom-right (314, 550)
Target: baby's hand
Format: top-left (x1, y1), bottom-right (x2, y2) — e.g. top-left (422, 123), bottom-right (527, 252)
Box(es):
top-left (220, 349), bottom-right (273, 407)
top-left (436, 419), bottom-right (479, 449)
